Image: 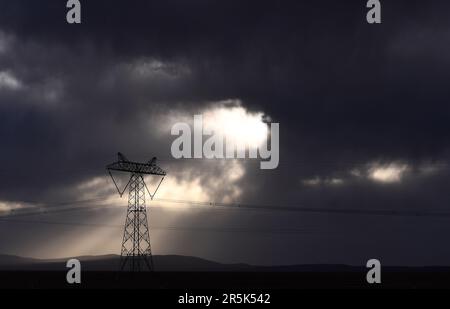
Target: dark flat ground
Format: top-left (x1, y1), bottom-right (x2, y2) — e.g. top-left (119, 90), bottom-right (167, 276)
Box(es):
top-left (1, 270), bottom-right (450, 289)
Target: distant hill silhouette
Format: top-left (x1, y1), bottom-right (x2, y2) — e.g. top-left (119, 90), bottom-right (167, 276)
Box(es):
top-left (0, 254), bottom-right (365, 272)
top-left (0, 254), bottom-right (250, 271)
top-left (2, 254), bottom-right (450, 273)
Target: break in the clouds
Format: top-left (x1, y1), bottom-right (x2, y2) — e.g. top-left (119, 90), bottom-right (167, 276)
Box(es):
top-left (0, 71), bottom-right (21, 91)
top-left (1, 0), bottom-right (450, 265)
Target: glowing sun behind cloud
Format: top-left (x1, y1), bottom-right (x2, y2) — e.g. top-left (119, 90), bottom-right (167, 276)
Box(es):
top-left (202, 101), bottom-right (268, 150)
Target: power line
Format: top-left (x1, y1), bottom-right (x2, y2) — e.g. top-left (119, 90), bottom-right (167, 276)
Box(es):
top-left (0, 201), bottom-right (115, 218)
top-left (154, 197), bottom-right (450, 218)
top-left (3, 194), bottom-right (450, 220)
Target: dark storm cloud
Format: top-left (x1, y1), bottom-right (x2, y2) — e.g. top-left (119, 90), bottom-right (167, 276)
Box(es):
top-left (0, 0), bottom-right (449, 179)
top-left (1, 0), bottom-right (450, 264)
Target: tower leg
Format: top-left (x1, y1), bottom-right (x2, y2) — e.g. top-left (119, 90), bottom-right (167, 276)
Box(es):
top-left (120, 173), bottom-right (153, 271)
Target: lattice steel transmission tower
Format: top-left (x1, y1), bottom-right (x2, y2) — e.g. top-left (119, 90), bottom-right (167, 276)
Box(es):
top-left (107, 153), bottom-right (166, 271)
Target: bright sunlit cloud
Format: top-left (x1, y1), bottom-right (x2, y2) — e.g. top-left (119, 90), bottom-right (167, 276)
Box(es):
top-left (158, 99), bottom-right (269, 152)
top-left (0, 200), bottom-right (30, 213)
top-left (302, 176), bottom-right (344, 187)
top-left (75, 160), bottom-right (245, 212)
top-left (368, 163), bottom-right (409, 183)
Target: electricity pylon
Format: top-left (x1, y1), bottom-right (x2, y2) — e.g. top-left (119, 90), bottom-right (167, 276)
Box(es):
top-left (107, 153), bottom-right (166, 271)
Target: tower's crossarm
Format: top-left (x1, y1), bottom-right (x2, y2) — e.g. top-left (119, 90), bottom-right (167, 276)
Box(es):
top-left (107, 160), bottom-right (167, 176)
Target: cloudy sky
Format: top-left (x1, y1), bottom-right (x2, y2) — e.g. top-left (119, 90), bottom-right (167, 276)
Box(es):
top-left (1, 0), bottom-right (450, 266)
